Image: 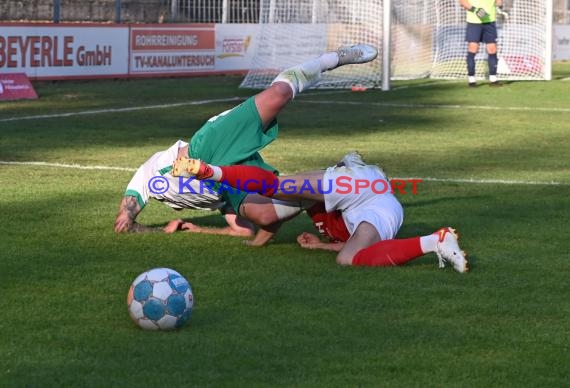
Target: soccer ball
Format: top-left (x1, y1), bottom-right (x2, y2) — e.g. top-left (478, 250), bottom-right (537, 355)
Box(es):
top-left (127, 267), bottom-right (193, 330)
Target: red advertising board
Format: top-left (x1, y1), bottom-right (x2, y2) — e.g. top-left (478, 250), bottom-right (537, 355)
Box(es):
top-left (129, 24), bottom-right (216, 75)
top-left (0, 73), bottom-right (38, 101)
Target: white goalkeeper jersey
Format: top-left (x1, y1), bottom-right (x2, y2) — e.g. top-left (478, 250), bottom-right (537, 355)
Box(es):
top-left (124, 140), bottom-right (223, 211)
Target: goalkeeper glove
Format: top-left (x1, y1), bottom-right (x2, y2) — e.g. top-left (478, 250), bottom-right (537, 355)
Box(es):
top-left (470, 6), bottom-right (489, 19)
top-left (496, 5), bottom-right (509, 19)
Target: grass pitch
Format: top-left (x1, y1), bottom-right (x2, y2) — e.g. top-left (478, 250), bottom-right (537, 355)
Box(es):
top-left (1, 64), bottom-right (569, 387)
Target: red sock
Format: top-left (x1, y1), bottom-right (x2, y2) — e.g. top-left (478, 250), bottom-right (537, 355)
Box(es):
top-left (352, 237), bottom-right (424, 266)
top-left (219, 165), bottom-right (278, 196)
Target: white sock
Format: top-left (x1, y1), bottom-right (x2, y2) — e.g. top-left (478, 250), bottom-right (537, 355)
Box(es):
top-left (419, 233), bottom-right (438, 254)
top-left (271, 51), bottom-right (340, 98)
top-left (489, 75), bottom-right (498, 83)
top-left (271, 199), bottom-right (303, 220)
top-left (468, 76), bottom-right (476, 83)
top-left (209, 165), bottom-right (222, 181)
top-left (319, 52), bottom-right (340, 71)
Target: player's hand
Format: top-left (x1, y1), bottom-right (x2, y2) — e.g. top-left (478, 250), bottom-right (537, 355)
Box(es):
top-left (180, 221), bottom-right (201, 232)
top-left (475, 7), bottom-right (488, 19)
top-left (243, 239), bottom-right (267, 247)
top-left (296, 232), bottom-right (322, 249)
top-left (496, 6), bottom-right (509, 19)
top-left (114, 213), bottom-right (133, 233)
top-left (163, 219), bottom-right (184, 233)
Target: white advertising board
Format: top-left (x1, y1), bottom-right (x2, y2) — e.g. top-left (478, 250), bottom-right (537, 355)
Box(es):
top-left (214, 24), bottom-right (260, 72)
top-left (553, 24), bottom-right (570, 61)
top-left (0, 23), bottom-right (129, 79)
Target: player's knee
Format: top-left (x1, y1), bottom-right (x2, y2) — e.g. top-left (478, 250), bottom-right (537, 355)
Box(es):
top-left (255, 83), bottom-right (292, 118)
top-left (245, 208), bottom-right (278, 227)
top-left (269, 81), bottom-right (294, 102)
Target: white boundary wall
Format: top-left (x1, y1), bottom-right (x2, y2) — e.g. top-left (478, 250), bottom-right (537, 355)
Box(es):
top-left (554, 24), bottom-right (570, 60)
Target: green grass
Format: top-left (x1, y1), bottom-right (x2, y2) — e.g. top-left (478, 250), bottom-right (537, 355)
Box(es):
top-left (1, 63), bottom-right (569, 387)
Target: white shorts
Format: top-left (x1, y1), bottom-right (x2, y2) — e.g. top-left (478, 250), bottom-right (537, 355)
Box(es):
top-left (323, 165), bottom-right (403, 240)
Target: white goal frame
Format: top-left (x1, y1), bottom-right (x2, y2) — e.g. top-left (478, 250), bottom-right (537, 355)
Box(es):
top-left (241, 0), bottom-right (553, 90)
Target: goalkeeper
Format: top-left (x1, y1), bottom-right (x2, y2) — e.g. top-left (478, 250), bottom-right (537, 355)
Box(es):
top-left (460, 0), bottom-right (508, 87)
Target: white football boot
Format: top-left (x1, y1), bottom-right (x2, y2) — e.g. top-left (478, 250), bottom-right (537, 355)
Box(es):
top-left (435, 227), bottom-right (469, 273)
top-left (336, 44), bottom-right (378, 67)
top-left (337, 151), bottom-right (366, 167)
top-left (336, 151), bottom-right (388, 179)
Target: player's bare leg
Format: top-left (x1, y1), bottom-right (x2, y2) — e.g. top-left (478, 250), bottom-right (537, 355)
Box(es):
top-left (255, 44), bottom-right (378, 128)
top-left (239, 194), bottom-right (305, 246)
top-left (240, 194), bottom-right (304, 227)
top-left (336, 222), bottom-right (382, 266)
top-left (272, 171), bottom-right (327, 203)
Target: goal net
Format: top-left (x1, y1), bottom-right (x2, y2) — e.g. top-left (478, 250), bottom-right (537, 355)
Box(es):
top-left (240, 0), bottom-right (552, 89)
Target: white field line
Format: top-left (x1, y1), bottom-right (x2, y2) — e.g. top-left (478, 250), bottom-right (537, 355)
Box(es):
top-left (0, 97), bottom-right (243, 123)
top-left (2, 95), bottom-right (570, 123)
top-left (394, 176), bottom-right (569, 186)
top-left (369, 80), bottom-right (465, 91)
top-left (0, 160), bottom-right (136, 172)
top-left (301, 99), bottom-right (570, 113)
top-left (0, 160), bottom-right (568, 186)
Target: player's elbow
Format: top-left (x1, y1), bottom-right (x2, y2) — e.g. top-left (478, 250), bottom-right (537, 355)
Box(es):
top-left (335, 251), bottom-right (354, 266)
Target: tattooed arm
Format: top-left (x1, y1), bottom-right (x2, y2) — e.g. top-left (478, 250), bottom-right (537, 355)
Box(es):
top-left (114, 196), bottom-right (160, 233)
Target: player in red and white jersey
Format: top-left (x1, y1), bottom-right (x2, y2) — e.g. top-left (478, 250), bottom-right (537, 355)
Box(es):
top-left (173, 152), bottom-right (469, 273)
top-left (305, 202), bottom-right (350, 243)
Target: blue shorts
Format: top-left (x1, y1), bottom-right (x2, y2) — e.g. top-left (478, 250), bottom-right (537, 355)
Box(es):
top-left (466, 22), bottom-right (497, 44)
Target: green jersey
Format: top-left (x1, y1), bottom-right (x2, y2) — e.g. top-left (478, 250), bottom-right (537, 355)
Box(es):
top-left (189, 96), bottom-right (279, 212)
top-left (125, 96), bottom-right (278, 213)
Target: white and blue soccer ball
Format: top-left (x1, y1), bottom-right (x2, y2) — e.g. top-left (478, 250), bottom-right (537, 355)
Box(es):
top-left (127, 267), bottom-right (193, 330)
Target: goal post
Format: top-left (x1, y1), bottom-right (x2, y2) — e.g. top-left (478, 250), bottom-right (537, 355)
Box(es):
top-left (241, 0), bottom-right (383, 89)
top-left (381, 0), bottom-right (391, 91)
top-left (240, 0), bottom-right (553, 90)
